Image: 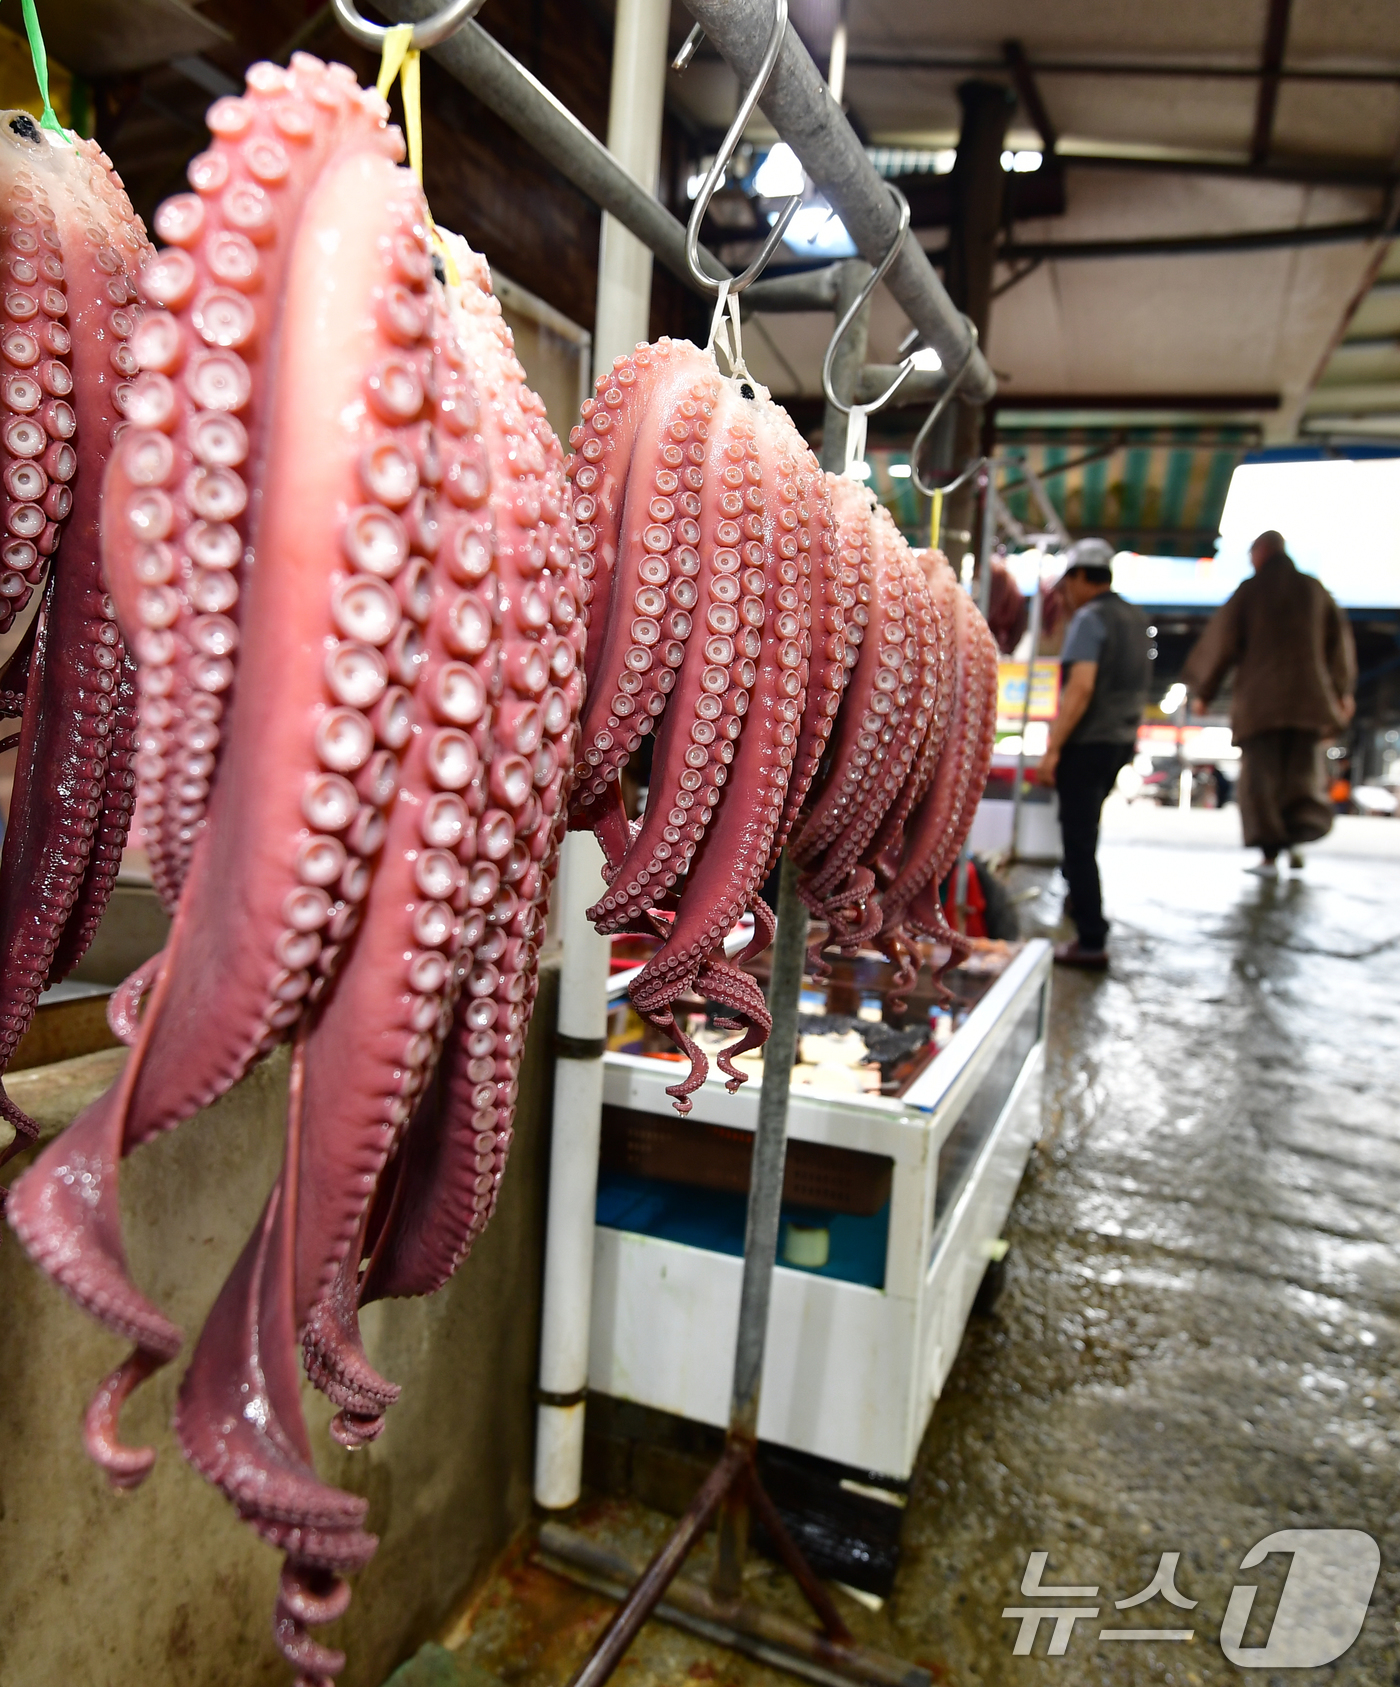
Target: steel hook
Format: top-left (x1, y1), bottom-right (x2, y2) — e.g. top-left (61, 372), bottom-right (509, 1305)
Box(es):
top-left (820, 184), bottom-right (912, 418)
top-left (685, 0), bottom-right (803, 296)
top-left (909, 317), bottom-right (980, 497)
top-left (331, 0), bottom-right (488, 51)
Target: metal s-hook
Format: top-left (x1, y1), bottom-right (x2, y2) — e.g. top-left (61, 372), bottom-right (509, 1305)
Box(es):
top-left (909, 316), bottom-right (979, 497)
top-left (331, 0), bottom-right (488, 50)
top-left (820, 184), bottom-right (912, 418)
top-left (672, 23), bottom-right (705, 71)
top-left (685, 0), bottom-right (803, 296)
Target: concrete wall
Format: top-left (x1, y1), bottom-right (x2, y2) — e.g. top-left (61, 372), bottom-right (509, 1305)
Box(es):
top-left (0, 962), bottom-right (558, 1687)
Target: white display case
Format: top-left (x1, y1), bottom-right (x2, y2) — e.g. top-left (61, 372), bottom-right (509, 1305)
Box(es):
top-left (586, 939), bottom-right (1051, 1480)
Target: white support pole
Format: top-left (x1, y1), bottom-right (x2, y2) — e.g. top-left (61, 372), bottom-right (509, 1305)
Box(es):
top-left (534, 831), bottom-right (611, 1507)
top-left (592, 0), bottom-right (672, 380)
top-left (533, 0), bottom-right (671, 1513)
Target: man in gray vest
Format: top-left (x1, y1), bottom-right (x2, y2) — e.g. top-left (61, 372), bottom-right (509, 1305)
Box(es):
top-left (1036, 539), bottom-right (1151, 969)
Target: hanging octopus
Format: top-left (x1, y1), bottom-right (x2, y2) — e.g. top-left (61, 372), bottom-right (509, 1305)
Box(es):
top-left (789, 483), bottom-right (942, 961)
top-left (874, 560), bottom-right (999, 981)
top-left (0, 112), bottom-right (146, 1161)
top-left (7, 55), bottom-right (581, 1686)
top-left (566, 346), bottom-right (843, 1110)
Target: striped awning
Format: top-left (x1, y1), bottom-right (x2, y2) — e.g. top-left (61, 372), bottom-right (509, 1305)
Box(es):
top-left (869, 427), bottom-right (1256, 557)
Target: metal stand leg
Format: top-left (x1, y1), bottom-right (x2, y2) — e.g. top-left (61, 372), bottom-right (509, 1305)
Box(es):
top-left (553, 855), bottom-right (929, 1687)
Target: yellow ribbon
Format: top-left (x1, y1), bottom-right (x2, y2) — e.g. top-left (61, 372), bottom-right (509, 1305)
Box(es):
top-left (376, 24), bottom-right (459, 286)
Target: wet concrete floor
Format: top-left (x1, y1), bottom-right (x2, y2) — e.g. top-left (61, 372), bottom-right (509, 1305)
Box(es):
top-left (392, 805), bottom-right (1400, 1687)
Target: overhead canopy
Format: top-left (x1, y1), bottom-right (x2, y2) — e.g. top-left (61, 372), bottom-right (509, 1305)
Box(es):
top-left (669, 0), bottom-right (1400, 486)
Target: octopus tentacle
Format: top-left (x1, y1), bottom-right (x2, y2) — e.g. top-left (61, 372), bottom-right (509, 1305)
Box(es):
top-left (287, 268), bottom-right (508, 1434)
top-left (770, 442), bottom-right (848, 862)
top-left (878, 586), bottom-right (998, 974)
top-left (806, 551), bottom-right (933, 906)
top-left (626, 388), bottom-right (814, 1107)
top-left (585, 380), bottom-right (767, 933)
top-left (104, 55), bottom-right (403, 911)
top-left (0, 601), bottom-right (40, 715)
top-left (791, 499), bottom-right (924, 962)
top-left (570, 344), bottom-right (720, 810)
top-left (174, 1044), bottom-right (377, 1671)
top-left (360, 229), bottom-right (582, 1303)
top-left (48, 652), bottom-right (138, 981)
top-left (866, 554), bottom-right (959, 885)
top-left (697, 956), bottom-right (772, 1089)
top-left (106, 946), bottom-right (164, 1045)
top-left (8, 137), bottom-right (428, 1478)
top-left (0, 123), bottom-right (148, 1158)
top-left (569, 336), bottom-right (688, 682)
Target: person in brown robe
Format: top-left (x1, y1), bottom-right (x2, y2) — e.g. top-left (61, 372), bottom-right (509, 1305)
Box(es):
top-left (1183, 530), bottom-right (1356, 876)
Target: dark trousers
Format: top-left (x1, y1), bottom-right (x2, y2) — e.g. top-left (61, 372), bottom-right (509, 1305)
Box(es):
top-left (1237, 729), bottom-right (1332, 854)
top-left (1055, 741), bottom-right (1133, 951)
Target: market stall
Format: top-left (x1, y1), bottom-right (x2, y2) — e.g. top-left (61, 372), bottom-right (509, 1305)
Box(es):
top-left (590, 936), bottom-right (1050, 1480)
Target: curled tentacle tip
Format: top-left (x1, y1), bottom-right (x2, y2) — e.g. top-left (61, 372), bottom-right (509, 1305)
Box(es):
top-left (329, 1410), bottom-right (385, 1448)
top-left (279, 1565), bottom-right (353, 1628)
top-left (86, 1430), bottom-right (157, 1491)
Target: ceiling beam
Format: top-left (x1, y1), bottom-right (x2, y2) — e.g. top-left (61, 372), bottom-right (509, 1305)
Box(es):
top-left (838, 51), bottom-right (1400, 85)
top-left (1002, 40), bottom-right (1058, 158)
top-left (990, 217), bottom-right (1382, 263)
top-left (1058, 151), bottom-right (1392, 190)
top-left (992, 393), bottom-right (1280, 412)
top-left (1250, 0), bottom-right (1294, 165)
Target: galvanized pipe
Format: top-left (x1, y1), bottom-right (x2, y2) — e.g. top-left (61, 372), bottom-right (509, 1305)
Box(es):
top-left (741, 265), bottom-right (842, 312)
top-left (379, 0), bottom-right (728, 290)
top-left (713, 850), bottom-right (810, 1600)
top-left (680, 0), bottom-right (995, 404)
top-left (728, 853), bottom-right (808, 1439)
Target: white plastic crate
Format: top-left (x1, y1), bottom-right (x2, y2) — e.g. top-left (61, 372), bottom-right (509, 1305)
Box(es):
top-left (587, 939), bottom-right (1052, 1479)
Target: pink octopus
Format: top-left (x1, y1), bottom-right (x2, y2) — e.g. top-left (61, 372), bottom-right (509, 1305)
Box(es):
top-left (7, 56), bottom-right (581, 1685)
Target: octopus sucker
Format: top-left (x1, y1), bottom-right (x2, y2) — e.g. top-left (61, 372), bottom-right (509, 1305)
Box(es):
top-left (0, 114), bottom-right (146, 1158)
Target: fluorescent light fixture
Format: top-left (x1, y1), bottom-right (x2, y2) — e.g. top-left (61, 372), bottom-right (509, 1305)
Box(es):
top-left (753, 142), bottom-right (805, 198)
top-left (1160, 683), bottom-right (1187, 713)
top-left (849, 461), bottom-right (872, 480)
top-left (889, 462), bottom-right (912, 478)
top-left (1000, 149), bottom-right (1043, 172)
top-left (910, 346), bottom-right (942, 372)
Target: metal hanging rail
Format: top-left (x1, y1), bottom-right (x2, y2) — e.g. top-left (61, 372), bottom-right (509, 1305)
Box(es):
top-left (680, 0), bottom-right (995, 405)
top-left (377, 0), bottom-right (993, 409)
top-left (378, 0), bottom-right (728, 290)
